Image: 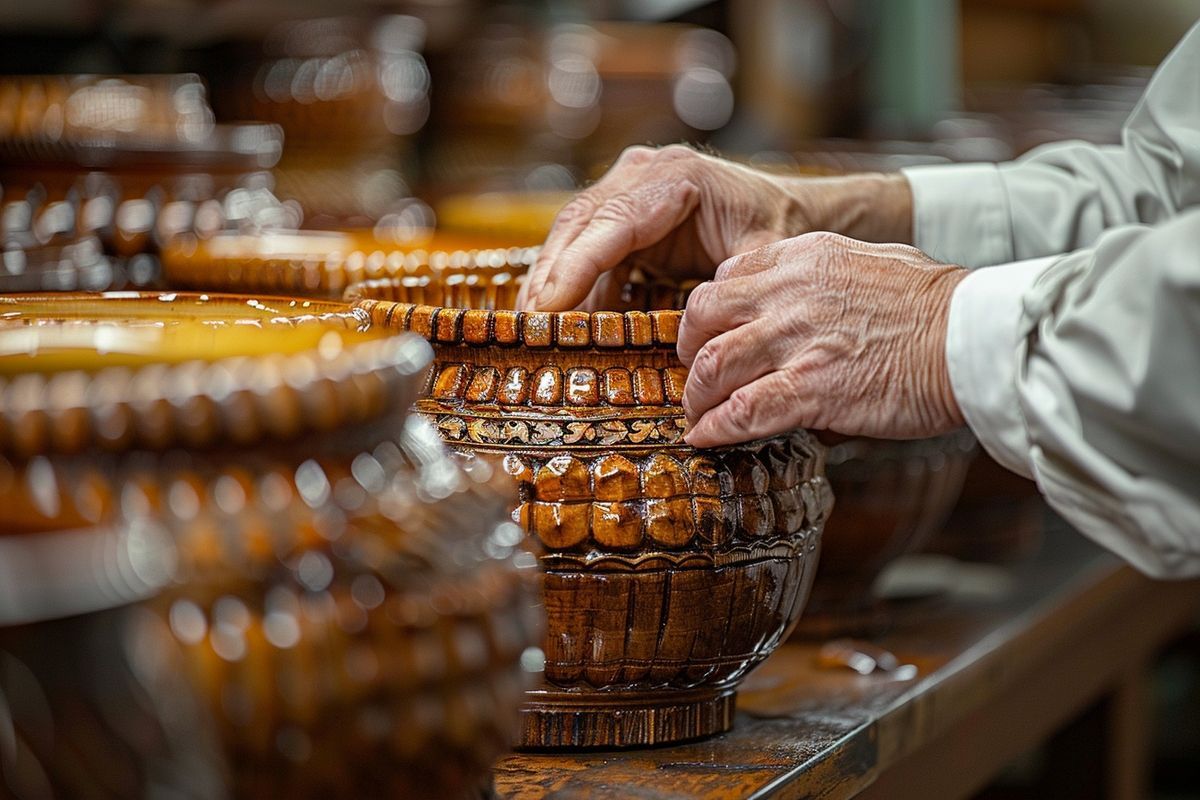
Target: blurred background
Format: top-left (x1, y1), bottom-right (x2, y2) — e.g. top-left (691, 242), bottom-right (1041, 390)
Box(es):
top-left (1, 0), bottom-right (1195, 245)
top-left (0, 2), bottom-right (1198, 796)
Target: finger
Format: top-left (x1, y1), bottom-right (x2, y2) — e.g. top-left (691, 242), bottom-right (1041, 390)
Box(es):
top-left (684, 369), bottom-right (818, 448)
top-left (522, 147), bottom-right (656, 308)
top-left (728, 229), bottom-right (787, 262)
top-left (576, 263), bottom-right (633, 312)
top-left (676, 276), bottom-right (765, 366)
top-left (713, 242), bottom-right (782, 282)
top-left (522, 193), bottom-right (599, 309)
top-left (681, 319), bottom-right (780, 425)
top-left (515, 274), bottom-right (533, 310)
top-left (533, 176), bottom-right (702, 311)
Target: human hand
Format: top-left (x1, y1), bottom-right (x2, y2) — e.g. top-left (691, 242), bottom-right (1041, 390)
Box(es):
top-left (677, 232), bottom-right (967, 448)
top-left (519, 145), bottom-right (912, 311)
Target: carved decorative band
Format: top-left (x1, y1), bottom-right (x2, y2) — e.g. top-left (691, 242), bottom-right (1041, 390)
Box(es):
top-left (538, 533), bottom-right (819, 572)
top-left (437, 430), bottom-right (830, 553)
top-left (428, 409), bottom-right (687, 449)
top-left (353, 298), bottom-right (683, 349)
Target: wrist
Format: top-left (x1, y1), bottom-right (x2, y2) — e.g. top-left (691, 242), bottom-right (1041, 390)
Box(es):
top-left (783, 172), bottom-right (913, 244)
top-left (923, 266), bottom-right (968, 431)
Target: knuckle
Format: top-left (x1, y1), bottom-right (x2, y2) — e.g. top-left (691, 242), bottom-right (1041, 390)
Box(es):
top-left (656, 144), bottom-right (695, 160)
top-left (592, 192), bottom-right (640, 225)
top-left (684, 280), bottom-right (716, 319)
top-left (723, 389), bottom-right (756, 435)
top-left (690, 341), bottom-right (723, 387)
top-left (654, 144), bottom-right (699, 170)
top-left (616, 145), bottom-right (655, 167)
top-left (745, 246), bottom-right (779, 273)
top-left (555, 194), bottom-right (599, 225)
top-left (797, 230), bottom-right (845, 249)
top-left (713, 255), bottom-right (742, 281)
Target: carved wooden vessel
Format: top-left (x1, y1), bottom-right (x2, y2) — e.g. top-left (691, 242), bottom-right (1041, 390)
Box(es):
top-left (793, 432), bottom-right (976, 639)
top-left (0, 295), bottom-right (542, 797)
top-left (926, 452), bottom-right (1045, 563)
top-left (346, 268), bottom-right (832, 749)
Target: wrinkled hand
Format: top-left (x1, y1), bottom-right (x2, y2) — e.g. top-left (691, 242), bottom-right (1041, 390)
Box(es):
top-left (520, 144), bottom-right (913, 312)
top-left (518, 145), bottom-right (802, 311)
top-left (679, 232), bottom-right (967, 448)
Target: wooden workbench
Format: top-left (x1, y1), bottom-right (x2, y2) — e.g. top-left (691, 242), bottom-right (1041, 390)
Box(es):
top-left (492, 521), bottom-right (1200, 799)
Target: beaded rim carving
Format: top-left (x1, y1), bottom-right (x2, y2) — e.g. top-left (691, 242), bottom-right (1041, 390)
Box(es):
top-left (0, 328), bottom-right (432, 458)
top-left (353, 299), bottom-right (682, 349)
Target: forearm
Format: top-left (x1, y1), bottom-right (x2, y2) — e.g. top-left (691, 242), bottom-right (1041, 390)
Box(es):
top-left (947, 210), bottom-right (1200, 578)
top-left (905, 21), bottom-right (1200, 268)
top-left (779, 172), bottom-right (913, 244)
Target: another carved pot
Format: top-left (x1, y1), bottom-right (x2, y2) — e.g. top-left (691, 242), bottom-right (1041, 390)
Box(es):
top-left (0, 532), bottom-right (227, 798)
top-left (793, 432), bottom-right (977, 639)
top-left (347, 274), bottom-right (832, 750)
top-left (0, 298), bottom-right (542, 797)
top-left (925, 452), bottom-right (1045, 563)
top-left (161, 231), bottom-right (539, 298)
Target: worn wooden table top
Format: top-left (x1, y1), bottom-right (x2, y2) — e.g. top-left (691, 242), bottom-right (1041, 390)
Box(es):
top-left (492, 520), bottom-right (1200, 799)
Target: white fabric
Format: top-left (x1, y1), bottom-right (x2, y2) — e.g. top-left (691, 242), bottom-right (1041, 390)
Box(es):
top-left (920, 21), bottom-right (1200, 577)
top-left (946, 256), bottom-right (1057, 475)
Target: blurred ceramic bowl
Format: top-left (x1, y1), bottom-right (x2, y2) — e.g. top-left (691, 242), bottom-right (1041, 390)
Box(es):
top-left (0, 296), bottom-right (542, 797)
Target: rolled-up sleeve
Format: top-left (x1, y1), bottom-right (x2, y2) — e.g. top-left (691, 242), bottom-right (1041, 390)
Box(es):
top-left (947, 209), bottom-right (1200, 578)
top-left (904, 20), bottom-right (1200, 269)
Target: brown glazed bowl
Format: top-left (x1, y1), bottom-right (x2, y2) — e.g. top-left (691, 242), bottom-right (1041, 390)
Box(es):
top-left (0, 300), bottom-right (542, 798)
top-left (161, 231), bottom-right (541, 298)
top-left (346, 269), bottom-right (832, 750)
top-left (925, 452), bottom-right (1045, 563)
top-left (793, 432), bottom-right (977, 639)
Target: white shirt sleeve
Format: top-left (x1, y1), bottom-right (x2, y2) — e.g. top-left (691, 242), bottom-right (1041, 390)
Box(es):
top-left (946, 210), bottom-right (1200, 579)
top-left (903, 20), bottom-right (1200, 269)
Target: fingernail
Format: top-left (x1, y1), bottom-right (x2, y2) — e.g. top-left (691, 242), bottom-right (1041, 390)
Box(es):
top-left (535, 277), bottom-right (557, 310)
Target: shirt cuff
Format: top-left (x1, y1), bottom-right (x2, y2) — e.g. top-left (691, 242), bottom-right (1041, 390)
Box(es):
top-left (946, 255), bottom-right (1060, 477)
top-left (902, 163), bottom-right (1014, 269)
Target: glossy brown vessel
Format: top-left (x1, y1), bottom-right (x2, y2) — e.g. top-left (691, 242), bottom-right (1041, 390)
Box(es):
top-left (161, 230), bottom-right (538, 297)
top-left (347, 266), bottom-right (831, 750)
top-left (793, 432), bottom-right (977, 639)
top-left (0, 295), bottom-right (542, 797)
top-left (926, 452), bottom-right (1045, 563)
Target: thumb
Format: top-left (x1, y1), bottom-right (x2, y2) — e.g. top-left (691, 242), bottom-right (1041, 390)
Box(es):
top-left (533, 179), bottom-right (700, 311)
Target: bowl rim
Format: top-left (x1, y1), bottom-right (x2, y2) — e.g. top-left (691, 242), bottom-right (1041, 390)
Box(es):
top-left (0, 293), bottom-right (432, 457)
top-left (351, 293), bottom-right (683, 349)
top-left (0, 289), bottom-right (365, 322)
top-left (161, 231), bottom-right (541, 296)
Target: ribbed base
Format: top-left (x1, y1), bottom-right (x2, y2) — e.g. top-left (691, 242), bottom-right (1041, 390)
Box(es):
top-left (518, 686), bottom-right (736, 750)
